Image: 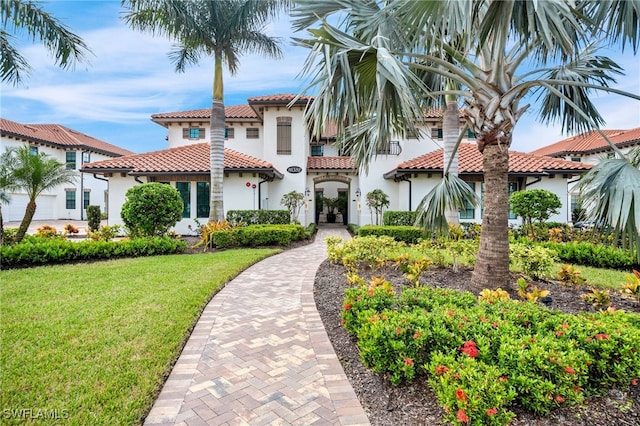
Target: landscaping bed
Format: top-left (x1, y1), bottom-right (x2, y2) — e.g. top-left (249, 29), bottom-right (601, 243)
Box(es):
top-left (314, 261), bottom-right (640, 426)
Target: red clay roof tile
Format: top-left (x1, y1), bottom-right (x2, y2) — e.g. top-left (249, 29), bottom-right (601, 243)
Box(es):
top-left (307, 156), bottom-right (355, 170)
top-left (530, 127), bottom-right (640, 157)
top-left (0, 118), bottom-right (133, 157)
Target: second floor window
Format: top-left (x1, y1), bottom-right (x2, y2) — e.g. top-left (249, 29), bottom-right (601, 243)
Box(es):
top-left (82, 152), bottom-right (90, 164)
top-left (66, 151), bottom-right (76, 170)
top-left (225, 127), bottom-right (234, 139)
top-left (431, 127), bottom-right (443, 139)
top-left (30, 146), bottom-right (38, 156)
top-left (183, 127), bottom-right (205, 140)
top-left (246, 127), bottom-right (259, 139)
top-left (311, 145), bottom-right (324, 156)
top-left (276, 117), bottom-right (292, 154)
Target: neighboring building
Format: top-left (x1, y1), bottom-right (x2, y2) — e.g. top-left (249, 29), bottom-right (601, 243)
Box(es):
top-left (1, 118), bottom-right (134, 222)
top-left (82, 94), bottom-right (591, 234)
top-left (531, 127), bottom-right (640, 219)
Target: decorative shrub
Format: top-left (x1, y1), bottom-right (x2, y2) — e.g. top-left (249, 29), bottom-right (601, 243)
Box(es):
top-left (86, 205), bottom-right (102, 232)
top-left (383, 211), bottom-right (417, 226)
top-left (35, 225), bottom-right (58, 238)
top-left (358, 225), bottom-right (426, 243)
top-left (510, 243), bottom-right (557, 280)
top-left (88, 225), bottom-right (122, 241)
top-left (64, 223), bottom-right (79, 235)
top-left (226, 210), bottom-right (289, 225)
top-left (543, 241), bottom-right (638, 270)
top-left (201, 224), bottom-right (307, 249)
top-left (120, 183), bottom-right (183, 237)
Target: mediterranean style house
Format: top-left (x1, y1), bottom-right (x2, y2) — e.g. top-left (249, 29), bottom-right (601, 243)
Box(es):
top-left (82, 94), bottom-right (592, 235)
top-left (1, 118), bottom-right (134, 222)
top-left (530, 127), bottom-right (640, 215)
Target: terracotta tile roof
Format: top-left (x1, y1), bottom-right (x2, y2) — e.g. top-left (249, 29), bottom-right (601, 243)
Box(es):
top-left (530, 127), bottom-right (640, 157)
top-left (82, 143), bottom-right (282, 177)
top-left (226, 105), bottom-right (257, 119)
top-left (151, 105), bottom-right (259, 121)
top-left (307, 156), bottom-right (356, 170)
top-left (386, 143), bottom-right (592, 177)
top-left (0, 118), bottom-right (133, 157)
top-left (247, 93), bottom-right (314, 104)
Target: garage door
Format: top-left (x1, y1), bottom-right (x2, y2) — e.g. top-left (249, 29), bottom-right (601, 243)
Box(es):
top-left (5, 194), bottom-right (57, 222)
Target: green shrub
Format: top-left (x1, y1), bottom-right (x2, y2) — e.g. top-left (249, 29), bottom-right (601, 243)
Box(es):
top-left (358, 225), bottom-right (426, 244)
top-left (305, 222), bottom-right (317, 239)
top-left (326, 235), bottom-right (405, 268)
top-left (383, 211), bottom-right (418, 226)
top-left (543, 241), bottom-right (638, 270)
top-left (88, 225), bottom-right (122, 241)
top-left (346, 223), bottom-right (360, 235)
top-left (202, 224), bottom-right (307, 249)
top-left (510, 243), bottom-right (557, 280)
top-left (0, 237), bottom-right (187, 269)
top-left (86, 205), bottom-right (102, 232)
top-left (120, 183), bottom-right (183, 237)
top-left (226, 210), bottom-right (290, 225)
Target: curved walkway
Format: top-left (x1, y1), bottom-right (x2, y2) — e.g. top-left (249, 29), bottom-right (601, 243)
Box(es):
top-left (144, 225), bottom-right (370, 426)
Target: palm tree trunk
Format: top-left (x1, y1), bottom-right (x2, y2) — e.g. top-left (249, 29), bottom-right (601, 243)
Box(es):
top-left (443, 98), bottom-right (460, 226)
top-left (15, 200), bottom-right (36, 243)
top-left (0, 205), bottom-right (4, 246)
top-left (471, 143), bottom-right (510, 288)
top-left (209, 55), bottom-right (225, 222)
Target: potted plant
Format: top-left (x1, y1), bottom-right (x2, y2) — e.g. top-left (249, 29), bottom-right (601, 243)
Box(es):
top-left (324, 197), bottom-right (338, 223)
top-left (337, 193), bottom-right (348, 225)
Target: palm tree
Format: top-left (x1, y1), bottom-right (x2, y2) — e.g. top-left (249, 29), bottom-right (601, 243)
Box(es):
top-left (1, 0), bottom-right (91, 85)
top-left (0, 148), bottom-right (18, 245)
top-left (3, 146), bottom-right (76, 243)
top-left (122, 0), bottom-right (287, 222)
top-left (293, 0), bottom-right (640, 288)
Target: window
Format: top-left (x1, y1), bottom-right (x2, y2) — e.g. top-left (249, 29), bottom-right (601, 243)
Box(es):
top-left (225, 127), bottom-right (234, 139)
top-left (30, 146), bottom-right (38, 156)
top-left (570, 157), bottom-right (582, 162)
top-left (182, 128), bottom-right (205, 140)
top-left (431, 127), bottom-right (443, 139)
top-left (66, 152), bottom-right (76, 170)
top-left (459, 182), bottom-right (475, 219)
top-left (246, 127), bottom-right (260, 139)
top-left (83, 191), bottom-right (90, 209)
top-left (508, 182), bottom-right (518, 219)
top-left (311, 145), bottom-right (324, 156)
top-left (66, 190), bottom-right (76, 209)
top-left (175, 182), bottom-right (191, 218)
top-left (82, 152), bottom-right (90, 164)
top-left (276, 117), bottom-right (291, 154)
top-left (607, 152), bottom-right (615, 159)
top-left (196, 182), bottom-right (210, 218)
top-left (467, 129), bottom-right (476, 138)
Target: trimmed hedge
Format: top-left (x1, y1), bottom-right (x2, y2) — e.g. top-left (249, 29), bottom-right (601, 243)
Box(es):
top-left (0, 237), bottom-right (187, 269)
top-left (542, 241), bottom-right (638, 270)
top-left (383, 211), bottom-right (418, 226)
top-left (358, 225), bottom-right (426, 244)
top-left (206, 224), bottom-right (307, 249)
top-left (226, 210), bottom-right (290, 225)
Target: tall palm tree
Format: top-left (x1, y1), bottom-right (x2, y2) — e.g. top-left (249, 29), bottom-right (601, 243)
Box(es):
top-left (3, 146), bottom-right (76, 243)
top-left (0, 148), bottom-right (18, 245)
top-left (293, 0), bottom-right (640, 288)
top-left (1, 0), bottom-right (91, 85)
top-left (122, 0), bottom-right (287, 222)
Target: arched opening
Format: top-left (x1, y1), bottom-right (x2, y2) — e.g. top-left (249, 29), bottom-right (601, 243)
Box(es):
top-left (311, 175), bottom-right (354, 225)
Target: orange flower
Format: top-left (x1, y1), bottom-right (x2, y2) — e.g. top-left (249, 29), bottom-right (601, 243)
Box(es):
top-left (343, 303), bottom-right (352, 311)
top-left (395, 327), bottom-right (402, 335)
top-left (555, 395), bottom-right (565, 403)
top-left (632, 378), bottom-right (638, 386)
top-left (455, 388), bottom-right (468, 401)
top-left (485, 407), bottom-right (498, 416)
top-left (498, 375), bottom-right (508, 382)
top-left (556, 330), bottom-right (564, 337)
top-left (595, 333), bottom-right (610, 340)
top-left (457, 409), bottom-right (469, 423)
top-left (413, 331), bottom-right (421, 339)
top-left (434, 365), bottom-right (449, 375)
top-left (404, 357), bottom-right (414, 366)
top-left (564, 367), bottom-right (575, 374)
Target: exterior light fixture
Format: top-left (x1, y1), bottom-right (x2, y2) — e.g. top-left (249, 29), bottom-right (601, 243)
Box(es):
top-left (355, 188), bottom-right (361, 198)
top-left (305, 187), bottom-right (311, 197)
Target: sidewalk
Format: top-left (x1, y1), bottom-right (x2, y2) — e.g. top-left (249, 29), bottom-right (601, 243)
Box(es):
top-left (144, 225), bottom-right (370, 426)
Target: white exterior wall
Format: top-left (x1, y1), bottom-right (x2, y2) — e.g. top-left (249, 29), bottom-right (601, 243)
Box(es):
top-left (525, 176), bottom-right (575, 224)
top-left (1, 136), bottom-right (113, 222)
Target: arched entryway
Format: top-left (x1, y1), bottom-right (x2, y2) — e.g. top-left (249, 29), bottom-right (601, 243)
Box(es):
top-left (310, 175), bottom-right (357, 225)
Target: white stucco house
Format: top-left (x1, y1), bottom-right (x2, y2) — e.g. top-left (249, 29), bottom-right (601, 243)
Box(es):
top-left (81, 93), bottom-right (592, 235)
top-left (531, 127), bottom-right (640, 217)
top-left (1, 118), bottom-right (134, 222)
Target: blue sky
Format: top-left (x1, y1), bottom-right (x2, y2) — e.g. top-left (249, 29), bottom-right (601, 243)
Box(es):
top-left (2, 0), bottom-right (639, 155)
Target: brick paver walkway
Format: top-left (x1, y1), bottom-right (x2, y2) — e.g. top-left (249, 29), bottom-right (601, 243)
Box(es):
top-left (144, 225), bottom-right (370, 426)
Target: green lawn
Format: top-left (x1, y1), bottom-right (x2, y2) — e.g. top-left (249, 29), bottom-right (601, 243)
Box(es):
top-left (0, 249), bottom-right (280, 425)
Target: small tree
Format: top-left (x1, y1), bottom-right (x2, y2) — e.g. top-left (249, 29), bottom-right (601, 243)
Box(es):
top-left (366, 189), bottom-right (390, 225)
top-left (280, 191), bottom-right (305, 224)
top-left (509, 189), bottom-right (562, 230)
top-left (121, 183), bottom-right (183, 237)
top-left (86, 205), bottom-right (101, 232)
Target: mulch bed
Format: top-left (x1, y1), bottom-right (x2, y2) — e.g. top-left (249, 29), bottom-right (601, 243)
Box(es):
top-left (314, 261), bottom-right (640, 426)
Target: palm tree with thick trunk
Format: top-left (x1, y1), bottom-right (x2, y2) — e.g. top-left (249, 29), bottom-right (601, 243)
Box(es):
top-left (123, 0), bottom-right (287, 222)
top-left (293, 0), bottom-right (640, 288)
top-left (1, 0), bottom-right (90, 85)
top-left (2, 146), bottom-right (76, 243)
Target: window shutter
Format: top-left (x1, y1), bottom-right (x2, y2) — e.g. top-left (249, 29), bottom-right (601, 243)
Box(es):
top-left (182, 128), bottom-right (189, 138)
top-left (199, 128), bottom-right (205, 139)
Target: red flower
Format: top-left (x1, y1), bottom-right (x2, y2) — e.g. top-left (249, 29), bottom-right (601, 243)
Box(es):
top-left (498, 376), bottom-right (508, 382)
top-left (573, 386), bottom-right (582, 393)
top-left (561, 322), bottom-right (569, 329)
top-left (632, 378), bottom-right (638, 386)
top-left (460, 343), bottom-right (479, 358)
top-left (595, 333), bottom-right (610, 340)
top-left (556, 330), bottom-right (564, 337)
top-left (454, 373), bottom-right (460, 380)
top-left (555, 395), bottom-right (565, 403)
top-left (564, 367), bottom-right (576, 374)
top-left (435, 365), bottom-right (449, 375)
top-left (455, 388), bottom-right (468, 401)
top-left (585, 337), bottom-right (593, 343)
top-left (485, 407), bottom-right (498, 416)
top-left (367, 288), bottom-right (374, 296)
top-left (344, 303), bottom-right (352, 311)
top-left (457, 409), bottom-right (469, 423)
top-left (492, 322), bottom-right (499, 328)
top-left (413, 331), bottom-right (421, 339)
top-left (404, 357), bottom-right (414, 366)
top-left (395, 327), bottom-right (402, 335)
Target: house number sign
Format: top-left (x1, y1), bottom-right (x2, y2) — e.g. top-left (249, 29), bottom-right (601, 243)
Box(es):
top-left (287, 166), bottom-right (302, 174)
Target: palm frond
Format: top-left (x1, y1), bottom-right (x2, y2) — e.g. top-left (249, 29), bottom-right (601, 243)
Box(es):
top-left (415, 173), bottom-right (479, 236)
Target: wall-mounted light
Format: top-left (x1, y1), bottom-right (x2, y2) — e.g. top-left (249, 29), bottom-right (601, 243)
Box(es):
top-left (355, 188), bottom-right (361, 198)
top-left (305, 187), bottom-right (311, 197)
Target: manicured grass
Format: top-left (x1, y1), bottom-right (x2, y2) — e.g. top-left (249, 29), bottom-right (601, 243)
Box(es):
top-left (0, 249), bottom-right (280, 425)
top-left (555, 263), bottom-right (630, 290)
